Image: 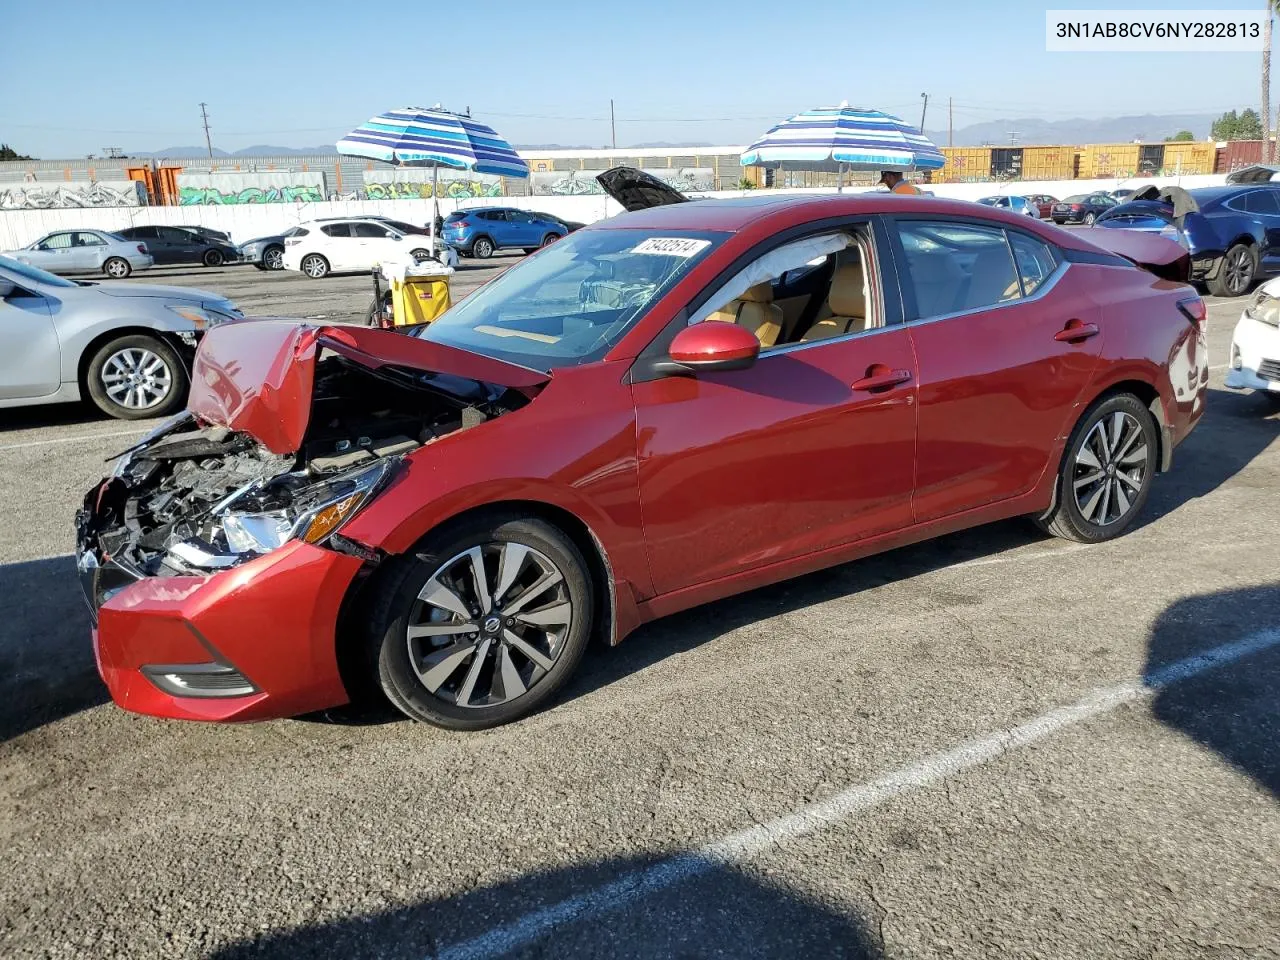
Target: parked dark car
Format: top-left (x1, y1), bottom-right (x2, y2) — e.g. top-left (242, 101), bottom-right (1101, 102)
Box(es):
top-left (442, 208), bottom-right (569, 258)
top-left (1095, 183), bottom-right (1280, 296)
top-left (116, 226), bottom-right (240, 267)
top-left (528, 211), bottom-right (586, 232)
top-left (1110, 188), bottom-right (1138, 203)
top-left (1051, 193), bottom-right (1119, 225)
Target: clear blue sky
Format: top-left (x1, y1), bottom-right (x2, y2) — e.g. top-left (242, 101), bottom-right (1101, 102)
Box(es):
top-left (0, 0), bottom-right (1264, 156)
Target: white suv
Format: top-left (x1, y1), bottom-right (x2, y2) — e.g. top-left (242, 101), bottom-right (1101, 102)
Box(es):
top-left (282, 219), bottom-right (457, 279)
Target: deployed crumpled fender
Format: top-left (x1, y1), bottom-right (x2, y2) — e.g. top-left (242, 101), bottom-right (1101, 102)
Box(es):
top-left (187, 320), bottom-right (550, 455)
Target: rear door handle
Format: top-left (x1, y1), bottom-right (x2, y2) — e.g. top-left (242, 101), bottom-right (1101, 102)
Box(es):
top-left (1055, 321), bottom-right (1100, 343)
top-left (851, 368), bottom-right (912, 392)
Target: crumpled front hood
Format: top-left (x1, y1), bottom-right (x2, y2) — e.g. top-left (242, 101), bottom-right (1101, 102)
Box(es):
top-left (187, 320), bottom-right (550, 455)
top-left (92, 281), bottom-right (229, 303)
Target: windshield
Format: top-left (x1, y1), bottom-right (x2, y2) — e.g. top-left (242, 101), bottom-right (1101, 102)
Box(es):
top-left (414, 228), bottom-right (726, 371)
top-left (0, 254), bottom-right (77, 288)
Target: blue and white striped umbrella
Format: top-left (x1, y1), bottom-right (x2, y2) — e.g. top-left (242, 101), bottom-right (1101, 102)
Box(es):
top-left (741, 103), bottom-right (944, 173)
top-left (336, 106), bottom-right (529, 178)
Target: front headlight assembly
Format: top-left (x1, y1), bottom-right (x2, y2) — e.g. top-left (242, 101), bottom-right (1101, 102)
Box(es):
top-left (1245, 288), bottom-right (1280, 327)
top-left (220, 459), bottom-right (397, 555)
top-left (167, 303), bottom-right (241, 330)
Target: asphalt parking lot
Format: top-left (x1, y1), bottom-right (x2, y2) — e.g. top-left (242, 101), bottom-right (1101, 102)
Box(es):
top-left (1, 270), bottom-right (1278, 957)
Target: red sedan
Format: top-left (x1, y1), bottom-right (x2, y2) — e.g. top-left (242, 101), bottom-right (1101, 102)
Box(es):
top-left (76, 190), bottom-right (1209, 730)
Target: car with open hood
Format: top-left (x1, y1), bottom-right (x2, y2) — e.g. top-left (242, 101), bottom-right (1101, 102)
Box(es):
top-left (76, 169), bottom-right (1208, 730)
top-left (1094, 182), bottom-right (1280, 296)
top-left (1, 255), bottom-right (242, 419)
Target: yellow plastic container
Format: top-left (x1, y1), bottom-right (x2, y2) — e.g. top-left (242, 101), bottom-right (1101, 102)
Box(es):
top-left (382, 261), bottom-right (453, 326)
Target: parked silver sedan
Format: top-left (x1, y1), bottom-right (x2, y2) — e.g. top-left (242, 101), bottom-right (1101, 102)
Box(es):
top-left (3, 229), bottom-right (154, 279)
top-left (0, 255), bottom-right (241, 419)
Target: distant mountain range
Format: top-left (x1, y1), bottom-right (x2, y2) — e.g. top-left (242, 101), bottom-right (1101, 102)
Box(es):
top-left (116, 114), bottom-right (1225, 159)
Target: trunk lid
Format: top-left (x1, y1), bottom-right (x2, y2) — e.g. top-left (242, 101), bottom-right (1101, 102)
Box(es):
top-left (595, 166), bottom-right (690, 211)
top-left (1075, 228), bottom-right (1191, 284)
top-left (1225, 164), bottom-right (1280, 184)
top-left (187, 320), bottom-right (550, 455)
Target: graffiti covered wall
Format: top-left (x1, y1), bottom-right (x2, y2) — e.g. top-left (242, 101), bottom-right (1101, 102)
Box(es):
top-left (530, 168), bottom-right (714, 197)
top-left (0, 180), bottom-right (146, 209)
top-left (176, 172), bottom-right (327, 205)
top-left (360, 170), bottom-right (504, 200)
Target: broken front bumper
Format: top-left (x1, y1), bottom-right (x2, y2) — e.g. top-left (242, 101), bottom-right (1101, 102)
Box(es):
top-left (76, 499), bottom-right (364, 722)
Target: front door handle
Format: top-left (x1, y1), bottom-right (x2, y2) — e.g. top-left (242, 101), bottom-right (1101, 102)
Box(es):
top-left (851, 368), bottom-right (912, 392)
top-left (1055, 320), bottom-right (1100, 343)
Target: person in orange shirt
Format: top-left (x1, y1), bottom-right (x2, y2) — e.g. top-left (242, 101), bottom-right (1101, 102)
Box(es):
top-left (879, 170), bottom-right (924, 195)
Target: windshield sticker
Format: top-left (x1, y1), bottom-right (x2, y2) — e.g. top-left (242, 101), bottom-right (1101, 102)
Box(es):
top-left (631, 237), bottom-right (711, 257)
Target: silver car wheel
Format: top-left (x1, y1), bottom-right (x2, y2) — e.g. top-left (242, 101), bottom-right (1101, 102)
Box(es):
top-left (406, 542), bottom-right (573, 708)
top-left (264, 247), bottom-right (284, 270)
top-left (301, 254), bottom-right (327, 278)
top-left (1072, 412), bottom-right (1148, 527)
top-left (104, 258), bottom-right (129, 278)
top-left (100, 347), bottom-right (173, 410)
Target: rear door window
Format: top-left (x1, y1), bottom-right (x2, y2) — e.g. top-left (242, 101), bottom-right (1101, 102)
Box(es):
top-left (73, 232), bottom-right (107, 247)
top-left (351, 222), bottom-right (393, 238)
top-left (1242, 190), bottom-right (1280, 215)
top-left (321, 223), bottom-right (352, 238)
top-left (896, 220), bottom-right (1022, 318)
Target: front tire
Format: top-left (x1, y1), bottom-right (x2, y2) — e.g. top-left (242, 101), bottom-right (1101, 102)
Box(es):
top-left (1039, 393), bottom-right (1157, 543)
top-left (85, 334), bottom-right (188, 420)
top-left (1207, 243), bottom-right (1256, 297)
top-left (541, 232), bottom-right (560, 247)
top-left (103, 257), bottom-right (131, 279)
top-left (367, 514), bottom-right (593, 730)
top-left (202, 249), bottom-right (224, 267)
top-left (300, 253), bottom-right (329, 279)
top-left (471, 236), bottom-right (494, 259)
top-left (263, 245), bottom-right (285, 271)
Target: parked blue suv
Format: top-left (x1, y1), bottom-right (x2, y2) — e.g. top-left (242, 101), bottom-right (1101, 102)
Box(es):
top-left (442, 208), bottom-right (568, 259)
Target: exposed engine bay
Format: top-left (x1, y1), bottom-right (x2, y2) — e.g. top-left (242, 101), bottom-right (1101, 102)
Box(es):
top-left (78, 354), bottom-right (528, 578)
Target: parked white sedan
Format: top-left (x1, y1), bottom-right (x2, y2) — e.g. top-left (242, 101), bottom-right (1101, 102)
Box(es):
top-left (4, 229), bottom-right (154, 278)
top-left (282, 218), bottom-right (457, 278)
top-left (1226, 277), bottom-right (1280, 394)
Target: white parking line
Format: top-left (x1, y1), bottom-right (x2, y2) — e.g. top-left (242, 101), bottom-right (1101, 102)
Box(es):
top-left (436, 628), bottom-right (1280, 960)
top-left (1209, 363), bottom-right (1229, 371)
top-left (0, 429), bottom-right (146, 453)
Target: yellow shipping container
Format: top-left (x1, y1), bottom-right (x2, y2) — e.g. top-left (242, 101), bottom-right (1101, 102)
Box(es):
top-left (940, 147), bottom-right (991, 182)
top-left (1079, 143), bottom-right (1143, 179)
top-left (1160, 142), bottom-right (1214, 176)
top-left (1021, 145), bottom-right (1077, 181)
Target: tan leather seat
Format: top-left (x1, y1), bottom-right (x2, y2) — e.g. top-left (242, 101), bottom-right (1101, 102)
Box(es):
top-left (801, 262), bottom-right (869, 341)
top-left (707, 282), bottom-right (782, 348)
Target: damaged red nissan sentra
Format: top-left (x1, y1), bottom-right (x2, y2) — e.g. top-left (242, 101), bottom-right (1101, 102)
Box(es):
top-left (76, 171), bottom-right (1209, 730)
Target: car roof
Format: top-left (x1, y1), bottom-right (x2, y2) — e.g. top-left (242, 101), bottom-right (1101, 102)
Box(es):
top-left (586, 193), bottom-right (1036, 233)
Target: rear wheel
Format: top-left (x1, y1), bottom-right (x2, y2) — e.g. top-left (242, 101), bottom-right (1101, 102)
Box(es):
top-left (409, 247), bottom-right (431, 262)
top-left (1207, 243), bottom-right (1256, 297)
top-left (300, 253), bottom-right (329, 279)
top-left (471, 236), bottom-right (494, 259)
top-left (85, 334), bottom-right (188, 421)
top-left (202, 248), bottom-right (224, 267)
top-left (103, 257), bottom-right (131, 279)
top-left (1038, 393), bottom-right (1157, 543)
top-left (367, 514), bottom-right (592, 730)
top-left (1083, 212), bottom-right (1097, 226)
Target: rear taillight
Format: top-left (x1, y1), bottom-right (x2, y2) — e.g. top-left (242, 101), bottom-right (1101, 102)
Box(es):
top-left (136, 244), bottom-right (147, 254)
top-left (1177, 296), bottom-right (1206, 331)
top-left (1071, 204), bottom-right (1083, 211)
top-left (453, 220), bottom-right (470, 229)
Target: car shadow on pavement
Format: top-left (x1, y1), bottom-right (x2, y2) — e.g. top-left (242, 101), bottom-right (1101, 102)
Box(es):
top-left (0, 554), bottom-right (106, 742)
top-left (1138, 386), bottom-right (1280, 528)
top-left (205, 852), bottom-right (883, 960)
top-left (1145, 583), bottom-right (1280, 799)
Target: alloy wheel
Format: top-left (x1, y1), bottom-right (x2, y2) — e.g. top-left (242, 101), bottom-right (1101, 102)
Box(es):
top-left (1072, 411), bottom-right (1148, 527)
top-left (104, 258), bottom-right (129, 278)
top-left (100, 347), bottom-right (173, 410)
top-left (264, 247), bottom-right (284, 270)
top-left (302, 255), bottom-right (327, 278)
top-left (1224, 246), bottom-right (1253, 295)
top-left (406, 542), bottom-right (573, 708)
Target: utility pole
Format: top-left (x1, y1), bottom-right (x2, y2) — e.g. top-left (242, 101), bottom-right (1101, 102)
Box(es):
top-left (610, 99), bottom-right (617, 150)
top-left (948, 97), bottom-right (954, 147)
top-left (919, 92), bottom-right (929, 133)
top-left (199, 102), bottom-right (213, 165)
